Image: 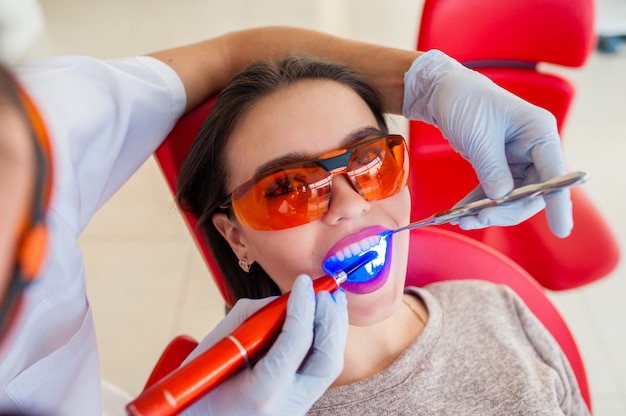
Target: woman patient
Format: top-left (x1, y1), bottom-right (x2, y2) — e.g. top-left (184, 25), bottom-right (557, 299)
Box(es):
top-left (177, 56), bottom-right (588, 415)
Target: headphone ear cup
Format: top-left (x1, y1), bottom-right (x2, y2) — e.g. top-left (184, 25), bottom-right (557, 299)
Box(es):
top-left (15, 86), bottom-right (53, 282)
top-left (0, 87), bottom-right (54, 340)
top-left (17, 222), bottom-right (48, 281)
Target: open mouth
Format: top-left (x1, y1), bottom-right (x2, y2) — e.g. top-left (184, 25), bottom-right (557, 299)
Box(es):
top-left (322, 227), bottom-right (392, 294)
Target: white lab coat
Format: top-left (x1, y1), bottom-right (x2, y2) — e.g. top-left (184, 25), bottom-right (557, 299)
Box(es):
top-left (0, 55), bottom-right (186, 414)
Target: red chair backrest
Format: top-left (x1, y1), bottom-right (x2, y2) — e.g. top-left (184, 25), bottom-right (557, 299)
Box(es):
top-left (411, 0), bottom-right (595, 211)
top-left (154, 97), bottom-right (236, 307)
top-left (417, 0), bottom-right (595, 67)
top-left (409, 0), bottom-right (620, 290)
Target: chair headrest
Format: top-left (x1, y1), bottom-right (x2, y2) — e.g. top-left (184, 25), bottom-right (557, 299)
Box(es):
top-left (417, 0), bottom-right (596, 68)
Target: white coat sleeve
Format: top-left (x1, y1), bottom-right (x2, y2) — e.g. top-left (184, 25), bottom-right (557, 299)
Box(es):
top-left (15, 55), bottom-right (187, 233)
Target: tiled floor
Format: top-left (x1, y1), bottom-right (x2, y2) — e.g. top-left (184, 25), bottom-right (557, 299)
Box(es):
top-left (16, 0), bottom-right (626, 414)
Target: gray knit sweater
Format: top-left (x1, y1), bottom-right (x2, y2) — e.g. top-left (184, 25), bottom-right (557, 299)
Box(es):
top-left (308, 280), bottom-right (589, 415)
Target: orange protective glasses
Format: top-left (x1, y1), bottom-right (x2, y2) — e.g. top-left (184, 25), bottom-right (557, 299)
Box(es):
top-left (220, 134), bottom-right (409, 231)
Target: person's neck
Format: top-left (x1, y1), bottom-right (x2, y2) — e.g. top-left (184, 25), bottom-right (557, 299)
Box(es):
top-left (332, 293), bottom-right (427, 387)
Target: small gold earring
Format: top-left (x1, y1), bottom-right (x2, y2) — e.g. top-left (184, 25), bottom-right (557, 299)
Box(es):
top-left (238, 258), bottom-right (251, 273)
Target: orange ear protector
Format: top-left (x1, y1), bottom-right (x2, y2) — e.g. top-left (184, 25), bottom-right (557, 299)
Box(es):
top-left (0, 88), bottom-right (53, 339)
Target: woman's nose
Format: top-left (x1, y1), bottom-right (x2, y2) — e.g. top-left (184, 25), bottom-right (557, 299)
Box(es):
top-left (322, 175), bottom-right (370, 225)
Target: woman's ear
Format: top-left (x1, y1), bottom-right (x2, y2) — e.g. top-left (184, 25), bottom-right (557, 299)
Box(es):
top-left (212, 212), bottom-right (250, 261)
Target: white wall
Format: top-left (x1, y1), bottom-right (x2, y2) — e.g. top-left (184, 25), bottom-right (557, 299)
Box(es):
top-left (0, 0), bottom-right (45, 64)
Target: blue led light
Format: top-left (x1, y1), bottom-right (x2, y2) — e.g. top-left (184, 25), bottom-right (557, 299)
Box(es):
top-left (323, 234), bottom-right (389, 283)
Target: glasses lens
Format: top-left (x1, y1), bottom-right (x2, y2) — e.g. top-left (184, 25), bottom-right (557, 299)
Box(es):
top-left (232, 163), bottom-right (332, 230)
top-left (348, 135), bottom-right (408, 201)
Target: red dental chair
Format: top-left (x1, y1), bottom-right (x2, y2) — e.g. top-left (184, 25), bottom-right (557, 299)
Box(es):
top-left (408, 0), bottom-right (620, 290)
top-left (145, 96), bottom-right (591, 411)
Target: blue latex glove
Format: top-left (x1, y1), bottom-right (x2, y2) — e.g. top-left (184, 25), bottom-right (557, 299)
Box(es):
top-left (181, 274), bottom-right (349, 416)
top-left (403, 50), bottom-right (572, 237)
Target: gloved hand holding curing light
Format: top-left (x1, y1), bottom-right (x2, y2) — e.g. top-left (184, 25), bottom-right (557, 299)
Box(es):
top-left (181, 274), bottom-right (349, 416)
top-left (403, 49), bottom-right (572, 237)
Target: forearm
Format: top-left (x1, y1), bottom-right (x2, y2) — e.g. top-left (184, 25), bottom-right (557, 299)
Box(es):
top-left (148, 26), bottom-right (420, 113)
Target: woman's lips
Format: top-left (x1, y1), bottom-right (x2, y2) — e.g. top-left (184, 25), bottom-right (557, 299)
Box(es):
top-left (322, 225), bottom-right (392, 294)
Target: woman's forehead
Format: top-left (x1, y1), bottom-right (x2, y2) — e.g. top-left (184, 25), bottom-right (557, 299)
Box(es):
top-left (225, 80), bottom-right (378, 180)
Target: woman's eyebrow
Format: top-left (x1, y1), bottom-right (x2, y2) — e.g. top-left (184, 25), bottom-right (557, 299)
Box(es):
top-left (253, 126), bottom-right (385, 177)
top-left (340, 126), bottom-right (385, 147)
top-left (253, 152), bottom-right (309, 178)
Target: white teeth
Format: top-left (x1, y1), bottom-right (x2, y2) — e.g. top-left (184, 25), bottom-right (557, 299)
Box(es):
top-left (349, 243), bottom-right (361, 256)
top-left (332, 234), bottom-right (383, 261)
top-left (362, 236), bottom-right (380, 251)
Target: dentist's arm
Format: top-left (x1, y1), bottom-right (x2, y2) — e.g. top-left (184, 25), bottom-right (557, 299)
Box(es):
top-left (148, 26), bottom-right (418, 113)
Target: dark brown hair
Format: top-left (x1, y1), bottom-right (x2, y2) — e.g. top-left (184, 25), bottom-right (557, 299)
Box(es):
top-left (177, 55), bottom-right (388, 301)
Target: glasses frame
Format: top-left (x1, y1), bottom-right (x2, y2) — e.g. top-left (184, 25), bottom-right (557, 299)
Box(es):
top-left (220, 134), bottom-right (409, 230)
